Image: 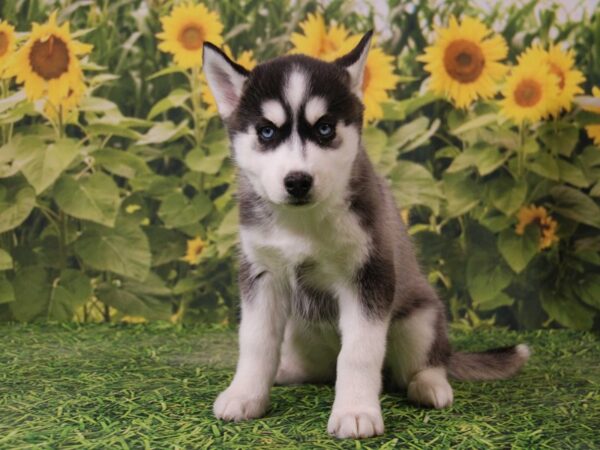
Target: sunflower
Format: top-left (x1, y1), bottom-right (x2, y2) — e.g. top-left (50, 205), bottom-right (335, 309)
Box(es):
top-left (0, 20), bottom-right (16, 77)
top-left (43, 77), bottom-right (86, 123)
top-left (182, 236), bottom-right (205, 265)
top-left (500, 54), bottom-right (560, 124)
top-left (289, 12), bottom-right (355, 61)
top-left (516, 205), bottom-right (559, 250)
top-left (157, 3), bottom-right (224, 69)
top-left (10, 12), bottom-right (91, 107)
top-left (200, 46), bottom-right (256, 113)
top-left (417, 16), bottom-right (508, 108)
top-left (362, 46), bottom-right (399, 122)
top-left (518, 44), bottom-right (584, 116)
top-left (583, 86), bottom-right (600, 145)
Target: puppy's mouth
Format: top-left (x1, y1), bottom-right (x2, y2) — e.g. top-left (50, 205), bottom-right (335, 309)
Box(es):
top-left (286, 197), bottom-right (312, 207)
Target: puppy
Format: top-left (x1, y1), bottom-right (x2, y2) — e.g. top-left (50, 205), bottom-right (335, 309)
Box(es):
top-left (202, 31), bottom-right (529, 439)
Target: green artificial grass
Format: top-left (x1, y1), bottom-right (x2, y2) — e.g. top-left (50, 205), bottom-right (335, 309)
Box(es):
top-left (1, 324), bottom-right (599, 449)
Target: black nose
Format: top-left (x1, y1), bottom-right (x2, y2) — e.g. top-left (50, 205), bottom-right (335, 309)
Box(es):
top-left (284, 171), bottom-right (313, 199)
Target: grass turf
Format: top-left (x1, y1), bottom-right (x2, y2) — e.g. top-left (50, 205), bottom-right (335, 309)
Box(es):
top-left (0, 324), bottom-right (599, 449)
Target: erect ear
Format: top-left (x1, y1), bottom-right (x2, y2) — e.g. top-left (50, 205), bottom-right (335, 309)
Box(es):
top-left (334, 30), bottom-right (373, 98)
top-left (202, 42), bottom-right (250, 119)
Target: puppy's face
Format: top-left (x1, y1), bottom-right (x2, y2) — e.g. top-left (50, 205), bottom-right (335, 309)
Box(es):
top-left (203, 33), bottom-right (372, 207)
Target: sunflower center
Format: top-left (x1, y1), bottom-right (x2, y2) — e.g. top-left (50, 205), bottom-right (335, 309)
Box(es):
top-left (548, 63), bottom-right (565, 91)
top-left (0, 32), bottom-right (8, 57)
top-left (514, 78), bottom-right (542, 107)
top-left (29, 35), bottom-right (70, 80)
top-left (443, 39), bottom-right (485, 83)
top-left (179, 25), bottom-right (205, 51)
top-left (362, 66), bottom-right (371, 92)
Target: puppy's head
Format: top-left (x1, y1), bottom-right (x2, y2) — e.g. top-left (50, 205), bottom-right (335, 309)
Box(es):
top-left (202, 32), bottom-right (372, 207)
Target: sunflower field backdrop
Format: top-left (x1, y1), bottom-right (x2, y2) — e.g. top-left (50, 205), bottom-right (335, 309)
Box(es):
top-left (0, 0), bottom-right (599, 331)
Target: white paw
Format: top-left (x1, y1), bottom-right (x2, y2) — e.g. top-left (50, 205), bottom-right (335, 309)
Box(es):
top-left (407, 368), bottom-right (454, 409)
top-left (327, 407), bottom-right (384, 439)
top-left (213, 387), bottom-right (269, 422)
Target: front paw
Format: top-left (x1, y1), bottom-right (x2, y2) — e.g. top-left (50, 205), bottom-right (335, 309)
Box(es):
top-left (327, 407), bottom-right (384, 439)
top-left (213, 386), bottom-right (269, 422)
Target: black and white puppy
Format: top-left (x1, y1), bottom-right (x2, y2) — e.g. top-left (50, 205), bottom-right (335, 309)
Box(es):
top-left (202, 32), bottom-right (530, 439)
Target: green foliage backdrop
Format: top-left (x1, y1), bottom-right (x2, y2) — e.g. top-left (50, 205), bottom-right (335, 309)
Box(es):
top-left (0, 0), bottom-right (599, 330)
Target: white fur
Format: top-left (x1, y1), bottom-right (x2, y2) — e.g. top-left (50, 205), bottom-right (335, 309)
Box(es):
top-left (285, 69), bottom-right (308, 113)
top-left (305, 96), bottom-right (327, 124)
top-left (213, 273), bottom-right (287, 421)
top-left (516, 343), bottom-right (531, 359)
top-left (327, 284), bottom-right (388, 438)
top-left (407, 367), bottom-right (454, 409)
top-left (202, 46), bottom-right (247, 118)
top-left (261, 100), bottom-right (287, 127)
top-left (387, 307), bottom-right (438, 386)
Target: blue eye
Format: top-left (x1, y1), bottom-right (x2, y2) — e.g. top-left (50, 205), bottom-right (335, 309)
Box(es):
top-left (316, 122), bottom-right (334, 138)
top-left (259, 126), bottom-right (276, 140)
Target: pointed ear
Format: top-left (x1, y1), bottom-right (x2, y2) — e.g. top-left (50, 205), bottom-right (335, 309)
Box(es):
top-left (334, 30), bottom-right (373, 98)
top-left (202, 43), bottom-right (250, 119)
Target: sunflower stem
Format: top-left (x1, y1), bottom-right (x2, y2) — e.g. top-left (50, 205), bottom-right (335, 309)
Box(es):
top-left (518, 123), bottom-right (525, 177)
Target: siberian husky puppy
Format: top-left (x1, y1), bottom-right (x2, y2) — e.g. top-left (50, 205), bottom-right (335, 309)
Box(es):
top-left (202, 31), bottom-right (530, 439)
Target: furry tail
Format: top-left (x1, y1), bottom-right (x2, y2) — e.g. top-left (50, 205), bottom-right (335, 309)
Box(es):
top-left (447, 344), bottom-right (531, 381)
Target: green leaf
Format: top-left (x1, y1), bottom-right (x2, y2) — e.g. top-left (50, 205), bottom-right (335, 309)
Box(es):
top-left (0, 248), bottom-right (12, 270)
top-left (54, 173), bottom-right (121, 227)
top-left (0, 273), bottom-right (15, 304)
top-left (0, 136), bottom-right (45, 178)
top-left (0, 179), bottom-right (36, 233)
top-left (389, 117), bottom-right (428, 151)
top-left (363, 126), bottom-right (388, 164)
top-left (498, 227), bottom-right (539, 273)
top-left (93, 148), bottom-right (151, 179)
top-left (466, 252), bottom-right (513, 303)
top-left (136, 121), bottom-right (189, 146)
top-left (74, 219), bottom-right (151, 281)
top-left (526, 152), bottom-right (559, 180)
top-left (146, 226), bottom-right (187, 266)
top-left (388, 161), bottom-right (441, 214)
top-left (0, 90), bottom-right (27, 115)
top-left (20, 138), bottom-right (80, 194)
top-left (488, 176), bottom-right (527, 216)
top-left (9, 267), bottom-right (50, 321)
top-left (96, 283), bottom-right (171, 320)
top-left (85, 123), bottom-right (142, 140)
top-left (147, 65), bottom-right (187, 81)
top-left (450, 113), bottom-right (498, 135)
top-left (539, 122), bottom-right (579, 157)
top-left (148, 89), bottom-right (190, 119)
top-left (558, 160), bottom-right (589, 188)
top-left (381, 92), bottom-right (439, 121)
top-left (158, 192), bottom-right (212, 228)
top-left (447, 145), bottom-right (507, 176)
top-left (574, 274), bottom-right (600, 310)
top-left (591, 182), bottom-right (600, 198)
top-left (541, 287), bottom-right (595, 330)
top-left (79, 97), bottom-right (118, 112)
top-left (185, 150), bottom-right (228, 175)
top-left (48, 270), bottom-right (92, 321)
top-left (551, 186), bottom-right (600, 228)
top-left (474, 291), bottom-right (514, 311)
top-left (441, 172), bottom-right (480, 218)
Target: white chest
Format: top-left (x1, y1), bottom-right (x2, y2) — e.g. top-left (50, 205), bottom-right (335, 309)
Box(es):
top-left (240, 207), bottom-right (370, 283)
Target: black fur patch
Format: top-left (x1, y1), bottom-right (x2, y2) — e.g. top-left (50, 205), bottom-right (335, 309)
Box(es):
top-left (355, 251), bottom-right (396, 319)
top-left (228, 54), bottom-right (363, 153)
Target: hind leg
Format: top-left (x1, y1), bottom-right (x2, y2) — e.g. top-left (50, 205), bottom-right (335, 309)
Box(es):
top-left (275, 318), bottom-right (338, 385)
top-left (387, 305), bottom-right (454, 409)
